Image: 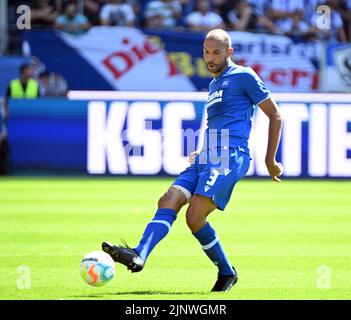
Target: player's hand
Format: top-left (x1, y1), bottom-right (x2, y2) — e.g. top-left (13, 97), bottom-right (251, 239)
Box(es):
top-left (188, 151), bottom-right (199, 163)
top-left (266, 161), bottom-right (283, 182)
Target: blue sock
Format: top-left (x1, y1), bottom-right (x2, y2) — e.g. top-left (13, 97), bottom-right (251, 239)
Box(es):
top-left (134, 208), bottom-right (177, 262)
top-left (193, 222), bottom-right (235, 276)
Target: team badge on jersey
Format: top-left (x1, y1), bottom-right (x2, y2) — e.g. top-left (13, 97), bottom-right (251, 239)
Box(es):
top-left (222, 79), bottom-right (230, 88)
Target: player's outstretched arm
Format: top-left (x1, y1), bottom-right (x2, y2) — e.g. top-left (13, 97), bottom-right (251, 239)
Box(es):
top-left (258, 97), bottom-right (283, 182)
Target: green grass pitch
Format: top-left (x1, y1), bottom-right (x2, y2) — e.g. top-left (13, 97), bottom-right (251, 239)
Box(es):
top-left (0, 177), bottom-right (350, 300)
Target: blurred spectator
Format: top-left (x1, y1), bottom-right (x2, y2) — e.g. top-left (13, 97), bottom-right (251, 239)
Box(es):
top-left (309, 0), bottom-right (347, 42)
top-left (2, 63), bottom-right (40, 175)
top-left (38, 71), bottom-right (68, 97)
top-left (83, 0), bottom-right (101, 14)
top-left (211, 0), bottom-right (226, 10)
top-left (55, 2), bottom-right (91, 35)
top-left (55, 0), bottom-right (140, 26)
top-left (303, 0), bottom-right (322, 22)
top-left (265, 0), bottom-right (310, 35)
top-left (100, 0), bottom-right (136, 27)
top-left (53, 0), bottom-right (104, 25)
top-left (249, 0), bottom-right (266, 15)
top-left (31, 0), bottom-right (60, 27)
top-left (83, 0), bottom-right (102, 25)
top-left (248, 0), bottom-right (278, 33)
top-left (226, 0), bottom-right (254, 31)
top-left (144, 0), bottom-right (182, 29)
top-left (125, 0), bottom-right (142, 26)
top-left (5, 64), bottom-right (40, 112)
top-left (179, 0), bottom-right (196, 16)
top-left (185, 0), bottom-right (225, 31)
top-left (337, 0), bottom-right (351, 41)
top-left (223, 0), bottom-right (277, 33)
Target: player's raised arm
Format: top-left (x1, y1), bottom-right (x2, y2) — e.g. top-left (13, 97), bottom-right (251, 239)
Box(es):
top-left (258, 97), bottom-right (283, 182)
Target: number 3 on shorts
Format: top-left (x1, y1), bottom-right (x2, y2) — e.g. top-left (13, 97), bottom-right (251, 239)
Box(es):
top-left (206, 169), bottom-right (219, 186)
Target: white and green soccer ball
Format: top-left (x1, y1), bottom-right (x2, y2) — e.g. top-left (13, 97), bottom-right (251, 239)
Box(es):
top-left (80, 251), bottom-right (115, 287)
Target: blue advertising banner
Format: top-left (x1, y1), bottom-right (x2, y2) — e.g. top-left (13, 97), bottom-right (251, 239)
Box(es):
top-left (6, 92), bottom-right (351, 178)
top-left (8, 99), bottom-right (88, 172)
top-left (21, 27), bottom-right (321, 93)
top-left (146, 30), bottom-right (321, 92)
top-left (23, 27), bottom-right (196, 92)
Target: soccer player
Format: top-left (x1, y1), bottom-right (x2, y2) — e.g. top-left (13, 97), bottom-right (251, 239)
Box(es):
top-left (102, 29), bottom-right (283, 292)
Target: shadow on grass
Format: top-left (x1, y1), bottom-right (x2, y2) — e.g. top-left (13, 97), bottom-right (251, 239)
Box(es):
top-left (72, 290), bottom-right (208, 298)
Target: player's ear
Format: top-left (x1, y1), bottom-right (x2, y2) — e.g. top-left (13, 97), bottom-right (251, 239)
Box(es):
top-left (227, 47), bottom-right (233, 58)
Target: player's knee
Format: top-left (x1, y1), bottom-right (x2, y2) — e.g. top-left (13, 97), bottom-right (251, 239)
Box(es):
top-left (186, 209), bottom-right (205, 233)
top-left (157, 187), bottom-right (186, 212)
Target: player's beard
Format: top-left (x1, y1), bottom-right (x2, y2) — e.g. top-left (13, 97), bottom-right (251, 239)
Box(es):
top-left (206, 58), bottom-right (227, 75)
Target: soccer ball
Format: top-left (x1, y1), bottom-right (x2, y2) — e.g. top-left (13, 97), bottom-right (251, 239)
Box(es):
top-left (80, 251), bottom-right (115, 287)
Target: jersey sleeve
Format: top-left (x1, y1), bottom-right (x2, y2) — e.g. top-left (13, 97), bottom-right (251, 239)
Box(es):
top-left (241, 68), bottom-right (271, 105)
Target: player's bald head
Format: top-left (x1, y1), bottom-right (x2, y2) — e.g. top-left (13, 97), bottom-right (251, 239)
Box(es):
top-left (205, 29), bottom-right (232, 49)
top-left (203, 29), bottom-right (233, 76)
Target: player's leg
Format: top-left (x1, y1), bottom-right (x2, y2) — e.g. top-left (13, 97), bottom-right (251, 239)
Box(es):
top-left (102, 162), bottom-right (198, 272)
top-left (188, 147), bottom-right (251, 291)
top-left (102, 187), bottom-right (188, 272)
top-left (185, 194), bottom-right (217, 233)
top-left (132, 186), bottom-right (188, 263)
top-left (186, 195), bottom-right (237, 292)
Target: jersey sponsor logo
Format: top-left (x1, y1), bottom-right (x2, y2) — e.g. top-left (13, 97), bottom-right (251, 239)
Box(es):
top-left (224, 168), bottom-right (232, 176)
top-left (206, 90), bottom-right (223, 107)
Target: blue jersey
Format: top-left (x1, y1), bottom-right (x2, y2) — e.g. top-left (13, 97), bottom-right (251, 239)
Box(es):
top-left (203, 60), bottom-right (271, 154)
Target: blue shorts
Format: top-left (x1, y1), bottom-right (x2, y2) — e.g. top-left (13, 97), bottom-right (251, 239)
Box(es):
top-left (172, 146), bottom-right (251, 211)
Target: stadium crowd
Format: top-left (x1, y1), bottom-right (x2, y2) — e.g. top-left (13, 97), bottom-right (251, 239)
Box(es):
top-left (7, 0), bottom-right (351, 42)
